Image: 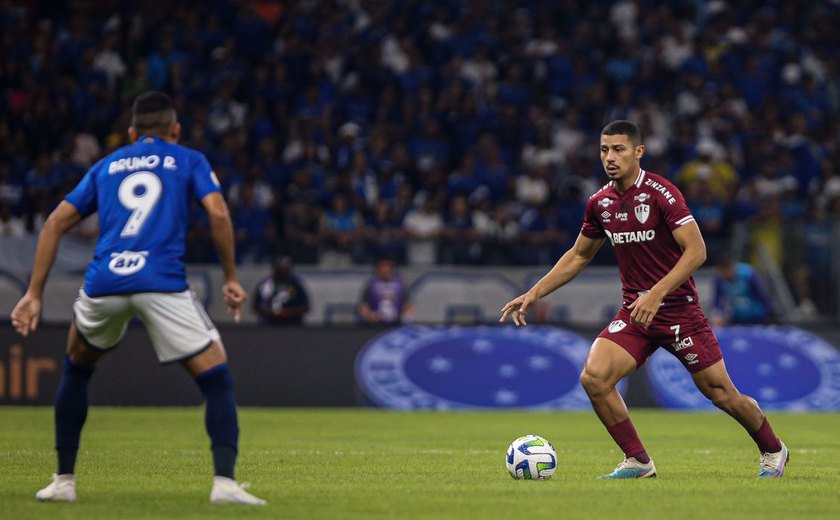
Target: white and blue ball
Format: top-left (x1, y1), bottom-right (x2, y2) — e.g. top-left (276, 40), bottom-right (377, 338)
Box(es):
top-left (506, 434), bottom-right (557, 479)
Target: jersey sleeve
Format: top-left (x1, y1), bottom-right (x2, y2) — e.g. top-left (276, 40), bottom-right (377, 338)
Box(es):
top-left (64, 167), bottom-right (99, 217)
top-left (660, 181), bottom-right (695, 232)
top-left (580, 198), bottom-right (606, 239)
top-left (190, 152), bottom-right (222, 201)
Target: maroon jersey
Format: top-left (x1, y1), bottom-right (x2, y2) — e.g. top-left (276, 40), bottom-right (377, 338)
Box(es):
top-left (581, 169), bottom-right (699, 305)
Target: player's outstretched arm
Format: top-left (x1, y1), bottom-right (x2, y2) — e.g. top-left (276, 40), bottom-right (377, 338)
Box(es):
top-left (11, 201), bottom-right (81, 336)
top-left (202, 192), bottom-right (246, 322)
top-left (500, 233), bottom-right (604, 326)
top-left (628, 221), bottom-right (707, 327)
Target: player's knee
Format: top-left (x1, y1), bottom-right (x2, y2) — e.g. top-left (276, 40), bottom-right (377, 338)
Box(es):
top-left (706, 387), bottom-right (737, 411)
top-left (67, 331), bottom-right (102, 367)
top-left (579, 369), bottom-right (610, 398)
top-left (710, 394), bottom-right (731, 411)
top-left (696, 378), bottom-right (743, 412)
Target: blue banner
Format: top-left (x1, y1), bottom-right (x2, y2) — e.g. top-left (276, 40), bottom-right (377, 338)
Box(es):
top-left (647, 325), bottom-right (840, 410)
top-left (355, 325), bottom-right (625, 410)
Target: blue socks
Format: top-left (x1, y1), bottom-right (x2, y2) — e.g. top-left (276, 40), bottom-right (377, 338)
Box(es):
top-left (53, 358), bottom-right (240, 479)
top-left (195, 364), bottom-right (239, 479)
top-left (55, 356), bottom-right (94, 475)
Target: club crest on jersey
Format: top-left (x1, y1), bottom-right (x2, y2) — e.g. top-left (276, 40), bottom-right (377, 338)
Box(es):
top-left (598, 198), bottom-right (614, 208)
top-left (634, 203), bottom-right (650, 224)
top-left (108, 250), bottom-right (149, 276)
top-left (634, 193), bottom-right (651, 203)
top-left (608, 320), bottom-right (627, 333)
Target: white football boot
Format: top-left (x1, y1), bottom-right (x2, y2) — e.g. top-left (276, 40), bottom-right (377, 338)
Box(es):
top-left (35, 474), bottom-right (77, 502)
top-left (210, 476), bottom-right (267, 505)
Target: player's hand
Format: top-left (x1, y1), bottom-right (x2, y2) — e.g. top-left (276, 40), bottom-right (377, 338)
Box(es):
top-left (500, 291), bottom-right (539, 326)
top-left (627, 291), bottom-right (662, 328)
top-left (11, 293), bottom-right (42, 337)
top-left (222, 280), bottom-right (247, 323)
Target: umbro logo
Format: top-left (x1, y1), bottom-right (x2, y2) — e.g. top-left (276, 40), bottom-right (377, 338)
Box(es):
top-left (684, 353), bottom-right (699, 365)
top-left (601, 211), bottom-right (612, 219)
top-left (608, 320), bottom-right (627, 333)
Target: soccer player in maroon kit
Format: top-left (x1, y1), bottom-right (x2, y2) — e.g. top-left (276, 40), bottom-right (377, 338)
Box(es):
top-left (500, 120), bottom-right (788, 479)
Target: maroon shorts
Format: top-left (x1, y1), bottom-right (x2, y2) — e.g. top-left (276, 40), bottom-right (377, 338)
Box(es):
top-left (596, 302), bottom-right (723, 373)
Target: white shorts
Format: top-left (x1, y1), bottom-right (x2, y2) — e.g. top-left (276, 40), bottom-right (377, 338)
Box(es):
top-left (73, 289), bottom-right (221, 364)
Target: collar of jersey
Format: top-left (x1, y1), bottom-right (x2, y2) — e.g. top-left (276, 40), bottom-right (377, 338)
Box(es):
top-left (138, 135), bottom-right (163, 144)
top-left (633, 168), bottom-right (646, 187)
top-left (611, 168), bottom-right (645, 195)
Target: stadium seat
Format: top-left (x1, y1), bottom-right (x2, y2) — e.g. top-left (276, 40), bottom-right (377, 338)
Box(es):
top-left (445, 304), bottom-right (484, 324)
top-left (324, 302), bottom-right (360, 325)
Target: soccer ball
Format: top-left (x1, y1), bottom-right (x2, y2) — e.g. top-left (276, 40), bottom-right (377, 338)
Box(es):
top-left (506, 434), bottom-right (557, 480)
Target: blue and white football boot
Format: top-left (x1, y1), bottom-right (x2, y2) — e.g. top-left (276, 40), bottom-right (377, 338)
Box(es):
top-left (598, 457), bottom-right (657, 479)
top-left (758, 441), bottom-right (789, 478)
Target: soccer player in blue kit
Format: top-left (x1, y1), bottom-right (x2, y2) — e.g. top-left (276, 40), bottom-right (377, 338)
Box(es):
top-left (501, 120), bottom-right (788, 479)
top-left (11, 92), bottom-right (266, 505)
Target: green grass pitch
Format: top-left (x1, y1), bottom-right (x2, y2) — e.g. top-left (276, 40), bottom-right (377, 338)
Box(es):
top-left (1, 407), bottom-right (839, 519)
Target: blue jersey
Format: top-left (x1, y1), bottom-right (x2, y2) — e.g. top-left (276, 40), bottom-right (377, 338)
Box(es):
top-left (65, 135), bottom-right (221, 297)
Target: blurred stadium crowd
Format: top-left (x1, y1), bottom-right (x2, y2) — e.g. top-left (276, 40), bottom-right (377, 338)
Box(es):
top-left (1, 0), bottom-right (839, 313)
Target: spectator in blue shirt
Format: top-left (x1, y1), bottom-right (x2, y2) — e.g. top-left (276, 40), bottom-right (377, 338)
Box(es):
top-left (711, 253), bottom-right (776, 327)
